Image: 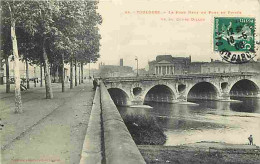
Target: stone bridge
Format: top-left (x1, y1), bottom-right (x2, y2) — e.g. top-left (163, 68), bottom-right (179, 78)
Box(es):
top-left (103, 73), bottom-right (260, 106)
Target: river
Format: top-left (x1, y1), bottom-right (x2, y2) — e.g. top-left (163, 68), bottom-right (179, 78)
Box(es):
top-left (117, 97), bottom-right (260, 146)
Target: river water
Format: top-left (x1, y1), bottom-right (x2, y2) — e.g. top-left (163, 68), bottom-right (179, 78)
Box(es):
top-left (118, 97), bottom-right (260, 146)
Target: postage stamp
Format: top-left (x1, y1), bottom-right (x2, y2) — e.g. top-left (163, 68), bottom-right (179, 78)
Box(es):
top-left (214, 17), bottom-right (256, 64)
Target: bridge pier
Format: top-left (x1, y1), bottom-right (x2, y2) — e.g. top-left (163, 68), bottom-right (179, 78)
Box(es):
top-left (131, 100), bottom-right (143, 105)
top-left (218, 92), bottom-right (231, 101)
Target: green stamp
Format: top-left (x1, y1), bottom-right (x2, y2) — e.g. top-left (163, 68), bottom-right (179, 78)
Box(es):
top-left (214, 17), bottom-right (256, 63)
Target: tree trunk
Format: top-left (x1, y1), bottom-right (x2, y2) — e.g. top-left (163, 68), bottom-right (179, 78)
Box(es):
top-left (55, 65), bottom-right (59, 83)
top-left (61, 54), bottom-right (65, 92)
top-left (40, 63), bottom-right (43, 87)
top-left (70, 58), bottom-right (73, 89)
top-left (81, 62), bottom-right (84, 83)
top-left (78, 64), bottom-right (81, 85)
top-left (5, 56), bottom-right (10, 93)
top-left (42, 37), bottom-right (53, 99)
top-left (10, 20), bottom-right (22, 113)
top-left (75, 59), bottom-right (77, 86)
top-left (25, 59), bottom-right (30, 89)
top-left (34, 66), bottom-right (36, 87)
top-left (0, 57), bottom-right (4, 85)
top-left (51, 64), bottom-right (54, 83)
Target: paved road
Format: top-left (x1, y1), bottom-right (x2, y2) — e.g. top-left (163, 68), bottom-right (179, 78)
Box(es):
top-left (1, 82), bottom-right (94, 164)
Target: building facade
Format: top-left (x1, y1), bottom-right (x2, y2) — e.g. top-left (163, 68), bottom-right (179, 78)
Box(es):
top-left (99, 65), bottom-right (135, 77)
top-left (149, 55), bottom-right (260, 75)
top-left (148, 55), bottom-right (191, 75)
top-left (201, 60), bottom-right (239, 73)
top-left (199, 60), bottom-right (259, 74)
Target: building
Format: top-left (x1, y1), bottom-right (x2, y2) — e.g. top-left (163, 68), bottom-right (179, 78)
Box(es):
top-left (148, 55), bottom-right (191, 75)
top-left (188, 62), bottom-right (206, 74)
top-left (120, 58), bottom-right (123, 66)
top-left (200, 59), bottom-right (259, 74)
top-left (99, 65), bottom-right (135, 77)
top-left (98, 60), bottom-right (135, 77)
top-left (201, 60), bottom-right (239, 73)
top-left (0, 57), bottom-right (40, 84)
top-left (148, 55), bottom-right (260, 75)
top-left (135, 68), bottom-right (148, 76)
top-left (238, 61), bottom-right (260, 73)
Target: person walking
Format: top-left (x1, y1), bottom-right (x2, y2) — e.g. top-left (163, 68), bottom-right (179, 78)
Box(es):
top-left (248, 135), bottom-right (253, 145)
top-left (93, 78), bottom-right (97, 90)
top-left (0, 118), bottom-right (4, 130)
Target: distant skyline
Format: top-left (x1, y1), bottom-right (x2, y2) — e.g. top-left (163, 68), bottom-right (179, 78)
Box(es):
top-left (94, 0), bottom-right (260, 69)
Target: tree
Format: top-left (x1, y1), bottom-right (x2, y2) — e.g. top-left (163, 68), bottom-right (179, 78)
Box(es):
top-left (0, 12), bottom-right (12, 93)
top-left (1, 1), bottom-right (24, 113)
top-left (52, 1), bottom-right (102, 90)
top-left (1, 0), bottom-right (102, 98)
top-left (5, 56), bottom-right (10, 93)
top-left (17, 1), bottom-right (63, 99)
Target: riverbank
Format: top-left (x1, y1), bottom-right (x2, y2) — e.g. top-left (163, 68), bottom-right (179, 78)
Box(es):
top-left (123, 115), bottom-right (167, 145)
top-left (138, 142), bottom-right (260, 164)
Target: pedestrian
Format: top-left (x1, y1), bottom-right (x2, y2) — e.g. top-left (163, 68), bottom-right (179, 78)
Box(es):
top-left (0, 118), bottom-right (4, 130)
top-left (97, 78), bottom-right (100, 86)
top-left (93, 78), bottom-right (97, 90)
top-left (248, 135), bottom-right (253, 145)
top-left (34, 78), bottom-right (37, 87)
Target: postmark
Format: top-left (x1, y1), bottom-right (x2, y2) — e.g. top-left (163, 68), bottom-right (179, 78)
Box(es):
top-left (214, 17), bottom-right (256, 64)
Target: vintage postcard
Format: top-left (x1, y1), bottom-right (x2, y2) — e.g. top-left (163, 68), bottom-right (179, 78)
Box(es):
top-left (0, 0), bottom-right (259, 163)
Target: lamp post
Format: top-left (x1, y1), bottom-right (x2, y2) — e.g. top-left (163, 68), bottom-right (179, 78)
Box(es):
top-left (89, 61), bottom-right (91, 82)
top-left (135, 56), bottom-right (138, 77)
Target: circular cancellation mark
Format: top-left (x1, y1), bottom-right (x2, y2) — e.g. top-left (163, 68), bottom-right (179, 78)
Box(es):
top-left (213, 17), bottom-right (257, 64)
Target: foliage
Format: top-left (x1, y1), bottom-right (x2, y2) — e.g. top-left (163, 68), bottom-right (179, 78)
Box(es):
top-left (123, 114), bottom-right (167, 145)
top-left (1, 0), bottom-right (102, 66)
top-left (0, 0), bottom-right (102, 101)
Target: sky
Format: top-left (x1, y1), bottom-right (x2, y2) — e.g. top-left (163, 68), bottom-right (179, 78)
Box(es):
top-left (94, 0), bottom-right (260, 69)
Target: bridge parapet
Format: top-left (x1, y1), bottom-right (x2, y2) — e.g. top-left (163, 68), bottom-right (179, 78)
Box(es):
top-left (80, 87), bottom-right (102, 164)
top-left (103, 72), bottom-right (260, 82)
top-left (100, 83), bottom-right (146, 164)
top-left (80, 84), bottom-right (146, 164)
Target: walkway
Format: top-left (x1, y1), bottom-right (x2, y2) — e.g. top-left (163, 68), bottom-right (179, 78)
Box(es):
top-left (1, 82), bottom-right (94, 164)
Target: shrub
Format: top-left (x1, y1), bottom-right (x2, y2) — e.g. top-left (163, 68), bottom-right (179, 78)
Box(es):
top-left (123, 114), bottom-right (166, 145)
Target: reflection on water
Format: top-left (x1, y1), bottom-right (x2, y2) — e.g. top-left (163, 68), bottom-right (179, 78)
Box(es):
top-left (118, 98), bottom-right (260, 146)
top-left (230, 97), bottom-right (260, 113)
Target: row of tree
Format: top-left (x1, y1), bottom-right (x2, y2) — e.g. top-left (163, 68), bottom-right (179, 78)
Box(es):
top-left (1, 0), bottom-right (102, 113)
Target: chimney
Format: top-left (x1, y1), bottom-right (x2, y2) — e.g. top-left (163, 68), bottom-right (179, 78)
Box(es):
top-left (120, 58), bottom-right (123, 66)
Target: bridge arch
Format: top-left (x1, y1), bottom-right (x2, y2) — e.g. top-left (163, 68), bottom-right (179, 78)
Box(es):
top-left (143, 84), bottom-right (177, 103)
top-left (107, 88), bottom-right (130, 106)
top-left (187, 81), bottom-right (220, 100)
top-left (228, 79), bottom-right (260, 97)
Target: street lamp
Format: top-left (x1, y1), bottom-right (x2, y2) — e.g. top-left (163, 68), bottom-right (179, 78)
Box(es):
top-left (135, 56), bottom-right (138, 77)
top-left (89, 61), bottom-right (91, 82)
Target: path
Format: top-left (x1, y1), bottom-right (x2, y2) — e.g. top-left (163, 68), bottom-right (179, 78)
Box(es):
top-left (1, 82), bottom-right (94, 164)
